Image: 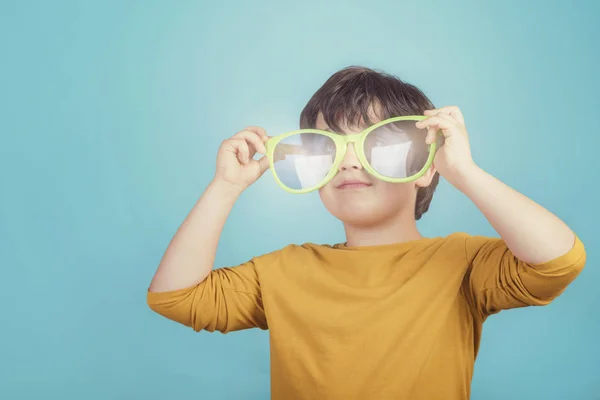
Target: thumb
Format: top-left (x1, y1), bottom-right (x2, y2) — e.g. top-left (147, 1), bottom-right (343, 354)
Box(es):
top-left (425, 127), bottom-right (437, 145)
top-left (257, 155), bottom-right (271, 175)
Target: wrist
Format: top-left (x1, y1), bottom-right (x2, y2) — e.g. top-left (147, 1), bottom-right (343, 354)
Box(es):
top-left (209, 178), bottom-right (246, 199)
top-left (445, 162), bottom-right (484, 192)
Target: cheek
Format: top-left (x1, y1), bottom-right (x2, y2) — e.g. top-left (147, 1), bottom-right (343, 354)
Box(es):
top-left (317, 187), bottom-right (339, 216)
top-left (376, 182), bottom-right (415, 203)
top-left (317, 185), bottom-right (333, 204)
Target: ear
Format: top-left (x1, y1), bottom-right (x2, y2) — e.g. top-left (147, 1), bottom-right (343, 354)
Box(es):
top-left (415, 165), bottom-right (437, 188)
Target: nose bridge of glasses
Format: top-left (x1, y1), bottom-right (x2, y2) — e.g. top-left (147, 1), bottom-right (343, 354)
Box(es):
top-left (338, 133), bottom-right (362, 154)
top-left (342, 134), bottom-right (362, 144)
top-left (341, 134), bottom-right (363, 157)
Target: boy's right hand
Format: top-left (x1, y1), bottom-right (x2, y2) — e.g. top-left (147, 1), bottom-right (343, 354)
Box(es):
top-left (213, 126), bottom-right (270, 192)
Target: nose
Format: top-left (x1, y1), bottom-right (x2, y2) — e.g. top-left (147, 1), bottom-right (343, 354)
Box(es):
top-left (338, 143), bottom-right (362, 171)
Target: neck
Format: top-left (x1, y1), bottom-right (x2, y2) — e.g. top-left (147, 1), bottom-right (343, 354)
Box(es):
top-left (342, 209), bottom-right (423, 247)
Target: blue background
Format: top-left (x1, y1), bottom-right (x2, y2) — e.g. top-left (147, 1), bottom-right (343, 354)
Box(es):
top-left (1, 1), bottom-right (598, 399)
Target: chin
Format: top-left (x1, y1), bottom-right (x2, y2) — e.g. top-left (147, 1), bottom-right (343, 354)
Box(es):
top-left (319, 183), bottom-right (415, 226)
top-left (319, 195), bottom-right (400, 227)
top-left (334, 209), bottom-right (393, 227)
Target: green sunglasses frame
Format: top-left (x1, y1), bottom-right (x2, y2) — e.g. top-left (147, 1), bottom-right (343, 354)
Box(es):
top-left (265, 115), bottom-right (440, 194)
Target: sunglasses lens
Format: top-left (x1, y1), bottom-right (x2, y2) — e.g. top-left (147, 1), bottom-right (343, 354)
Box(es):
top-left (365, 120), bottom-right (430, 179)
top-left (272, 133), bottom-right (336, 191)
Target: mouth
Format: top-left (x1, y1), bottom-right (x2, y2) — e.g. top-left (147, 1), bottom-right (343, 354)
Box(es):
top-left (336, 180), bottom-right (373, 190)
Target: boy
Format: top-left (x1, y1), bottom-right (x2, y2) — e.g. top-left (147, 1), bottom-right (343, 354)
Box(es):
top-left (147, 66), bottom-right (586, 399)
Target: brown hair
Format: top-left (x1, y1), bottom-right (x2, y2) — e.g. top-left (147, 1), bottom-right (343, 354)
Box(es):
top-left (299, 65), bottom-right (439, 220)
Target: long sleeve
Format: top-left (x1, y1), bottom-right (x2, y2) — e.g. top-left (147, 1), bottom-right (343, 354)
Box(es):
top-left (147, 259), bottom-right (267, 333)
top-left (461, 234), bottom-right (586, 319)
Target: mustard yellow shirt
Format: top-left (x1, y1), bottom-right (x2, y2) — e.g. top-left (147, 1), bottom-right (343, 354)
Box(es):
top-left (147, 233), bottom-right (586, 399)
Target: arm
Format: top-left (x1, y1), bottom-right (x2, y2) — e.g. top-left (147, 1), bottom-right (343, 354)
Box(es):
top-left (148, 126), bottom-right (269, 293)
top-left (455, 166), bottom-right (585, 316)
top-left (418, 106), bottom-right (581, 265)
top-left (146, 184), bottom-right (272, 333)
top-left (147, 256), bottom-right (269, 333)
top-left (450, 164), bottom-right (576, 265)
top-left (147, 126), bottom-right (273, 333)
top-left (418, 107), bottom-right (586, 317)
top-left (148, 179), bottom-right (242, 293)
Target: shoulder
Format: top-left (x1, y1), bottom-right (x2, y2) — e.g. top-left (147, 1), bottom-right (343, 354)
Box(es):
top-left (248, 242), bottom-right (331, 266)
top-left (435, 232), bottom-right (504, 259)
top-left (441, 232), bottom-right (508, 265)
top-left (442, 231), bottom-right (500, 244)
top-left (245, 242), bottom-right (335, 281)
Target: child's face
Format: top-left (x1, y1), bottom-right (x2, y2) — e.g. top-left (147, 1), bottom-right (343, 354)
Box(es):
top-left (314, 113), bottom-right (435, 226)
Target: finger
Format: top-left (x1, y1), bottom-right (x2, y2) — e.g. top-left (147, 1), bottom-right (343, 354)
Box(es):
top-left (423, 109), bottom-right (456, 123)
top-left (418, 118), bottom-right (441, 145)
top-left (244, 126), bottom-right (269, 142)
top-left (415, 116), bottom-right (457, 138)
top-left (417, 115), bottom-right (457, 129)
top-left (425, 127), bottom-right (437, 145)
top-left (432, 111), bottom-right (456, 125)
top-left (425, 106), bottom-right (464, 125)
top-left (225, 138), bottom-right (251, 164)
top-left (246, 130), bottom-right (268, 154)
top-left (433, 111), bottom-right (468, 138)
top-left (439, 106), bottom-right (465, 125)
top-left (256, 154), bottom-right (270, 174)
top-left (233, 130), bottom-right (267, 155)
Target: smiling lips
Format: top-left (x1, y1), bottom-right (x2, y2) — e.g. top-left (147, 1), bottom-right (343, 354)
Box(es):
top-left (335, 179), bottom-right (373, 190)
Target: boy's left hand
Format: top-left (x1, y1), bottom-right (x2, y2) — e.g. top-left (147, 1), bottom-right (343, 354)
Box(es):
top-left (415, 106), bottom-right (477, 182)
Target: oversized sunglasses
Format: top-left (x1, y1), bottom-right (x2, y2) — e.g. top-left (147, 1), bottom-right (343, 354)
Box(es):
top-left (265, 116), bottom-right (443, 194)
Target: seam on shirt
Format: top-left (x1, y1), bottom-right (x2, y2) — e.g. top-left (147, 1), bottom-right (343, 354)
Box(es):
top-left (221, 287), bottom-right (258, 296)
top-left (462, 235), bottom-right (485, 321)
top-left (463, 234), bottom-right (521, 293)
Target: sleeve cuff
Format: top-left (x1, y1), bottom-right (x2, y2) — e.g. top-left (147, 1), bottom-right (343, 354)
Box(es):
top-left (146, 285), bottom-right (197, 306)
top-left (527, 235), bottom-right (586, 272)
